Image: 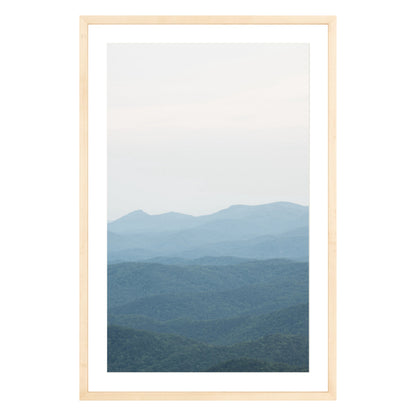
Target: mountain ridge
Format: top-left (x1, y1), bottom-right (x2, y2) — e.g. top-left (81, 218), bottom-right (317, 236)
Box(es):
top-left (108, 201), bottom-right (309, 235)
top-left (108, 258), bottom-right (308, 310)
top-left (108, 303), bottom-right (309, 345)
top-left (110, 201), bottom-right (308, 222)
top-left (108, 202), bottom-right (309, 261)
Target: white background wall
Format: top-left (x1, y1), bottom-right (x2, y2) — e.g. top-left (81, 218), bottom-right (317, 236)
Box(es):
top-left (1, 0), bottom-right (415, 415)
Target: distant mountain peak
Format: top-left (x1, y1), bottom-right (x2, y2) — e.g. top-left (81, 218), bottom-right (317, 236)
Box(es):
top-left (155, 211), bottom-right (194, 218)
top-left (131, 209), bottom-right (146, 214)
top-left (124, 209), bottom-right (149, 217)
top-left (112, 201), bottom-right (308, 223)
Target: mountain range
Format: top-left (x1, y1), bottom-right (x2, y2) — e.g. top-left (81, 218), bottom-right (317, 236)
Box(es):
top-left (107, 201), bottom-right (310, 372)
top-left (108, 202), bottom-right (309, 263)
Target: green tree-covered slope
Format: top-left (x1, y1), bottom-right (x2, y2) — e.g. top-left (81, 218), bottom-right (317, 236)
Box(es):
top-left (108, 326), bottom-right (308, 372)
top-left (108, 303), bottom-right (308, 345)
top-left (108, 258), bottom-right (308, 309)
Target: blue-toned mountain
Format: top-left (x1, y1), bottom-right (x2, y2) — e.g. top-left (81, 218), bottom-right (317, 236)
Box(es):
top-left (108, 202), bottom-right (308, 262)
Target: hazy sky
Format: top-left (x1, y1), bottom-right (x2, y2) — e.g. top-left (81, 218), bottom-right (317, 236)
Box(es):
top-left (108, 43), bottom-right (309, 220)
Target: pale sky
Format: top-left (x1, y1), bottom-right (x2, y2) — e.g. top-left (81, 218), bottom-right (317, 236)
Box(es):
top-left (108, 43), bottom-right (309, 220)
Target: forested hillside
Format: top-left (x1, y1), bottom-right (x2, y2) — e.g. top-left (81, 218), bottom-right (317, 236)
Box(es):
top-left (108, 326), bottom-right (308, 372)
top-left (107, 203), bottom-right (309, 372)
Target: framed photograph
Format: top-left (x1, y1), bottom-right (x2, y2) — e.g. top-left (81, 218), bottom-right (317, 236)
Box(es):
top-left (80, 15), bottom-right (336, 400)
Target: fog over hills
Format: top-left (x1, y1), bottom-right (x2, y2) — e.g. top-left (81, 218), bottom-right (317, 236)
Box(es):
top-left (108, 202), bottom-right (309, 262)
top-left (109, 201), bottom-right (308, 234)
top-left (107, 201), bottom-right (310, 372)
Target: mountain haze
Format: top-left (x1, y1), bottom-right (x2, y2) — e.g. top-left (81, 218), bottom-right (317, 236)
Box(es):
top-left (108, 202), bottom-right (309, 262)
top-left (109, 202), bottom-right (308, 235)
top-left (107, 201), bottom-right (309, 372)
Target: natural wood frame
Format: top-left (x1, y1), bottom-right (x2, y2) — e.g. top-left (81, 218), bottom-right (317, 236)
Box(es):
top-left (79, 15), bottom-right (336, 401)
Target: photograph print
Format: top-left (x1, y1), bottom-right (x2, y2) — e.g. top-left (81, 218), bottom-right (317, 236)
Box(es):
top-left (107, 43), bottom-right (310, 372)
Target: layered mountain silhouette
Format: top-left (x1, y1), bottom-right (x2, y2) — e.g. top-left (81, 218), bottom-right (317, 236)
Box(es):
top-left (108, 202), bottom-right (309, 263)
top-left (107, 202), bottom-right (310, 372)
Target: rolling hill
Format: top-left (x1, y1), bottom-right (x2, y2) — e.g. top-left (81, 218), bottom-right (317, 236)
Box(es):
top-left (110, 280), bottom-right (308, 321)
top-left (107, 202), bottom-right (310, 372)
top-left (108, 258), bottom-right (308, 310)
top-left (108, 303), bottom-right (308, 345)
top-left (108, 325), bottom-right (308, 372)
top-left (108, 202), bottom-right (309, 262)
top-left (109, 201), bottom-right (308, 235)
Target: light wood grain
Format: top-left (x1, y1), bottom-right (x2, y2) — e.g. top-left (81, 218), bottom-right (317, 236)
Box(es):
top-left (79, 15), bottom-right (337, 401)
top-left (79, 15), bottom-right (88, 400)
top-left (81, 15), bottom-right (336, 25)
top-left (80, 391), bottom-right (335, 401)
top-left (327, 16), bottom-right (337, 400)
